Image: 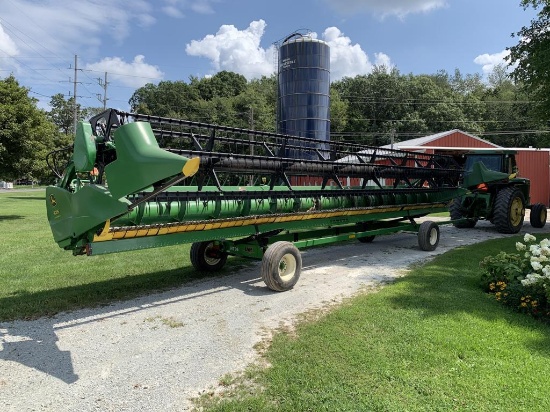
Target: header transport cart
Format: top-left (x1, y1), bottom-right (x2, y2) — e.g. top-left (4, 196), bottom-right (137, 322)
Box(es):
top-left (46, 109), bottom-right (470, 291)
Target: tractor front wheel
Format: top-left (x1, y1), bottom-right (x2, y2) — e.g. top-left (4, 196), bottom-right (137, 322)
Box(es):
top-left (530, 203), bottom-right (547, 229)
top-left (190, 241), bottom-right (228, 272)
top-left (493, 187), bottom-right (525, 234)
top-left (261, 241), bottom-right (302, 292)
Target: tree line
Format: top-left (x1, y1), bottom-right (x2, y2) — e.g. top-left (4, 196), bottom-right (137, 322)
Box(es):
top-left (1, 0), bottom-right (549, 182)
top-left (0, 67), bottom-right (546, 183)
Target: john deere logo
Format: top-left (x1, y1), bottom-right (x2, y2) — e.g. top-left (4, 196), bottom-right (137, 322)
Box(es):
top-left (49, 194), bottom-right (57, 207)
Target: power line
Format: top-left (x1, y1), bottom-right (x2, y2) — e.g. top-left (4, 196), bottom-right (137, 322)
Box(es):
top-left (0, 45), bottom-right (61, 84)
top-left (338, 96), bottom-right (539, 105)
top-left (82, 68), bottom-right (162, 82)
top-left (3, 0), bottom-right (75, 58)
top-left (28, 89), bottom-right (53, 98)
top-left (0, 15), bottom-right (72, 85)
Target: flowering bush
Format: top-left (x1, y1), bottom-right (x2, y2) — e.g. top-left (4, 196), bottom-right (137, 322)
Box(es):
top-left (480, 233), bottom-right (550, 322)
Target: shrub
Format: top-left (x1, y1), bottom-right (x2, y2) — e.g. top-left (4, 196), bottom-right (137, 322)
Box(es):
top-left (480, 233), bottom-right (550, 322)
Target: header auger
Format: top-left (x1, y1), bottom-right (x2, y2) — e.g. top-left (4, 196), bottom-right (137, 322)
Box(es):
top-left (46, 109), bottom-right (465, 291)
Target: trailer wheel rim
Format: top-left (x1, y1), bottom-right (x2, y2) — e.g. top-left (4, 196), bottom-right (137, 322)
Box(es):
top-left (204, 243), bottom-right (222, 266)
top-left (278, 253), bottom-right (297, 282)
top-left (510, 197), bottom-right (524, 226)
top-left (540, 208), bottom-right (547, 223)
top-left (429, 228), bottom-right (438, 245)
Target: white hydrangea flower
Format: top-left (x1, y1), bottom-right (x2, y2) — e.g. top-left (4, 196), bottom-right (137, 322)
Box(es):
top-left (531, 261), bottom-right (543, 271)
top-left (521, 273), bottom-right (543, 286)
top-left (516, 242), bottom-right (526, 251)
top-left (530, 245), bottom-right (542, 256)
top-left (543, 265), bottom-right (550, 276)
top-left (540, 238), bottom-right (550, 247)
top-left (524, 233), bottom-right (537, 243)
top-left (521, 278), bottom-right (534, 286)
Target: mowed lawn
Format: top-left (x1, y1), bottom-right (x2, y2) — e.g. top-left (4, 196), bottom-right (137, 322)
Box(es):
top-left (198, 235), bottom-right (550, 411)
top-left (0, 190), bottom-right (243, 321)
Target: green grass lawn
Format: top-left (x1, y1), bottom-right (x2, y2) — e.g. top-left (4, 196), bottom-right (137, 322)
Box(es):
top-left (0, 190), bottom-right (247, 320)
top-left (197, 236), bottom-right (550, 411)
top-left (428, 211), bottom-right (450, 217)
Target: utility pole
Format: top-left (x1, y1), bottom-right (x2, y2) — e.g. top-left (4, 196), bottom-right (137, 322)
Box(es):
top-left (73, 55), bottom-right (78, 134)
top-left (97, 72), bottom-right (108, 109)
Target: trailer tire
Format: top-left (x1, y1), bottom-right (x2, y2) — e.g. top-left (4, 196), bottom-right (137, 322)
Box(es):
top-left (530, 203), bottom-right (547, 229)
top-left (190, 241), bottom-right (228, 272)
top-left (449, 197), bottom-right (477, 228)
top-left (493, 187), bottom-right (525, 234)
top-left (358, 235), bottom-right (376, 243)
top-left (418, 221), bottom-right (440, 251)
top-left (261, 241), bottom-right (302, 292)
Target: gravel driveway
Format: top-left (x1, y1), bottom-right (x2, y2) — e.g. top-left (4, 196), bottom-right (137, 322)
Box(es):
top-left (1, 217), bottom-right (548, 411)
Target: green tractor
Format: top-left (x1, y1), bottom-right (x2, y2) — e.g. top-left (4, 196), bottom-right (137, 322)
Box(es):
top-left (449, 150), bottom-right (547, 233)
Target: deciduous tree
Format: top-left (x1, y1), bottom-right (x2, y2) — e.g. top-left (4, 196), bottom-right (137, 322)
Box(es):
top-left (507, 0), bottom-right (550, 120)
top-left (0, 75), bottom-right (58, 181)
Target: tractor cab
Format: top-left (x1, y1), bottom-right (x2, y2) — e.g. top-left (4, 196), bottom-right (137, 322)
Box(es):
top-left (462, 151), bottom-right (517, 176)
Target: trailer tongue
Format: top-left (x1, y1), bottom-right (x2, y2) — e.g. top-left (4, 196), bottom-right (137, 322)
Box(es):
top-left (46, 109), bottom-right (465, 291)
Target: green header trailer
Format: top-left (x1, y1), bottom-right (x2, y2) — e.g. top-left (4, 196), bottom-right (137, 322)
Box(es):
top-left (46, 109), bottom-right (465, 291)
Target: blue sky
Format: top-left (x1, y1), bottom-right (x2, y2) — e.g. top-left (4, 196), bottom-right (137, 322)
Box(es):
top-left (0, 0), bottom-right (537, 111)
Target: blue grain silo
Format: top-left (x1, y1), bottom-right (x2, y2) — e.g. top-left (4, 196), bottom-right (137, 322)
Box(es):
top-left (277, 32), bottom-right (330, 158)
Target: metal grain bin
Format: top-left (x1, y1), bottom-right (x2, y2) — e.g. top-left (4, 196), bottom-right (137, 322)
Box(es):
top-left (277, 33), bottom-right (330, 159)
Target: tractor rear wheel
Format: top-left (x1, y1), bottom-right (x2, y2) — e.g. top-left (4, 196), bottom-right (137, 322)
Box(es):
top-left (493, 187), bottom-right (525, 234)
top-left (418, 221), bottom-right (440, 251)
top-left (449, 196), bottom-right (477, 228)
top-left (530, 203), bottom-right (547, 228)
top-left (190, 241), bottom-right (228, 272)
top-left (261, 241), bottom-right (302, 292)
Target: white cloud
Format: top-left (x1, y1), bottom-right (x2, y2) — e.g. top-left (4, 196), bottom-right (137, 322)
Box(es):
top-left (323, 0), bottom-right (447, 18)
top-left (161, 0), bottom-right (220, 17)
top-left (0, 0), bottom-right (158, 88)
top-left (190, 0), bottom-right (220, 14)
top-left (0, 24), bottom-right (19, 57)
top-left (374, 52), bottom-right (393, 68)
top-left (0, 0), bottom-right (155, 56)
top-left (85, 55), bottom-right (164, 88)
top-left (162, 5), bottom-right (185, 18)
top-left (186, 21), bottom-right (391, 81)
top-left (473, 50), bottom-right (511, 74)
top-left (0, 0), bottom-right (159, 102)
top-left (0, 0), bottom-right (226, 107)
top-left (322, 27), bottom-right (393, 80)
top-left (0, 0), bottom-right (224, 63)
top-left (185, 20), bottom-right (275, 80)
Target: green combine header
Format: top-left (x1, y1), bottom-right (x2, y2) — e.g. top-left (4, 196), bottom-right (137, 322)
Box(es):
top-left (46, 109), bottom-right (466, 291)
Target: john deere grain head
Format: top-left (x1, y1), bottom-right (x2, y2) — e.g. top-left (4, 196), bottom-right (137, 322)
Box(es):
top-left (46, 109), bottom-right (464, 260)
